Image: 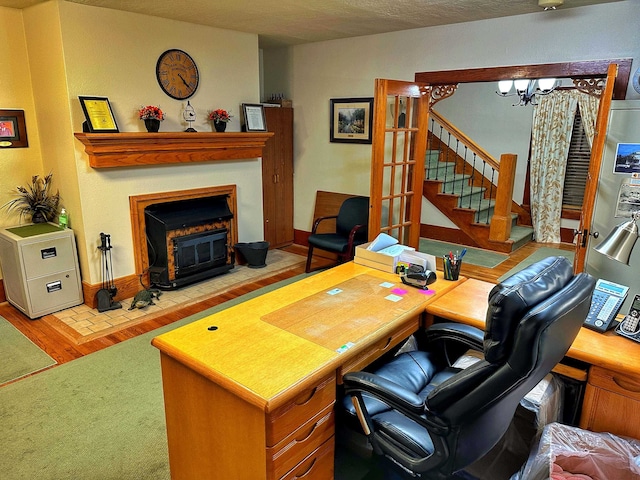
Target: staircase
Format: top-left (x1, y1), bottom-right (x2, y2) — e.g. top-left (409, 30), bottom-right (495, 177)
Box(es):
top-left (423, 129), bottom-right (534, 254)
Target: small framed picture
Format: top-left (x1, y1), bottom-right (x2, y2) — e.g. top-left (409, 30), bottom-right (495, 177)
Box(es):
top-left (0, 109), bottom-right (28, 148)
top-left (613, 143), bottom-right (640, 174)
top-left (242, 103), bottom-right (267, 132)
top-left (330, 97), bottom-right (373, 144)
top-left (78, 96), bottom-right (119, 133)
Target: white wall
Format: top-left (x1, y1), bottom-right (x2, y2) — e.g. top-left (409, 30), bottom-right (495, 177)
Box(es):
top-left (19, 1), bottom-right (263, 284)
top-left (263, 0), bottom-right (640, 232)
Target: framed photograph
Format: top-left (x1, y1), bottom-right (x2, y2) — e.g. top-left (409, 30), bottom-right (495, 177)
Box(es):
top-left (78, 96), bottom-right (119, 133)
top-left (242, 103), bottom-right (267, 132)
top-left (330, 97), bottom-right (373, 144)
top-left (615, 177), bottom-right (640, 217)
top-left (0, 109), bottom-right (28, 148)
top-left (613, 143), bottom-right (640, 174)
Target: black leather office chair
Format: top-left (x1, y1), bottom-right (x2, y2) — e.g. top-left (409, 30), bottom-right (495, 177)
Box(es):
top-left (305, 195), bottom-right (369, 273)
top-left (342, 256), bottom-right (595, 479)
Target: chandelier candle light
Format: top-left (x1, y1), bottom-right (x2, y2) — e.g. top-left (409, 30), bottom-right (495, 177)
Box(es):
top-left (496, 78), bottom-right (558, 106)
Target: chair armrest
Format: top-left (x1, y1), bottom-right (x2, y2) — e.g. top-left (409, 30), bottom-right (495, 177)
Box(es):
top-left (311, 214), bottom-right (338, 234)
top-left (424, 322), bottom-right (484, 352)
top-left (343, 371), bottom-right (425, 414)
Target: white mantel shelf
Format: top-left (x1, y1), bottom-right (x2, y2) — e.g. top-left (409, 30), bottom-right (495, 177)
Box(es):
top-left (74, 132), bottom-right (274, 168)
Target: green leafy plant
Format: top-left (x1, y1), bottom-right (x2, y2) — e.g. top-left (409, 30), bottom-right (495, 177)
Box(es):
top-left (3, 173), bottom-right (60, 223)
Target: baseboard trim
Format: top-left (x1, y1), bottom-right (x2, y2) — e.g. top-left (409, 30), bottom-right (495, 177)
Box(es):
top-left (82, 274), bottom-right (142, 310)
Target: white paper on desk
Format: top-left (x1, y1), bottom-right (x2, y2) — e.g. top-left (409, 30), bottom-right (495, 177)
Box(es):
top-left (398, 251), bottom-right (436, 271)
top-left (366, 233), bottom-right (398, 251)
top-left (377, 244), bottom-right (415, 257)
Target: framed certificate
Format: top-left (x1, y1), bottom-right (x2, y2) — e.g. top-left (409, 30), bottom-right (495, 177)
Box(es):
top-left (79, 96), bottom-right (119, 133)
top-left (242, 104), bottom-right (267, 132)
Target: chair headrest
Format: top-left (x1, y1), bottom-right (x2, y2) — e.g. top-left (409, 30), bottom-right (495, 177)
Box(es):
top-left (484, 256), bottom-right (575, 363)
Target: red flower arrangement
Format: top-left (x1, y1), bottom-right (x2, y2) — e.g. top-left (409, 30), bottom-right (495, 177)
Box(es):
top-left (208, 108), bottom-right (233, 123)
top-left (138, 105), bottom-right (165, 121)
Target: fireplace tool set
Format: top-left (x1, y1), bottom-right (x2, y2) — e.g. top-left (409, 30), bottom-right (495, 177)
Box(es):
top-left (96, 232), bottom-right (122, 312)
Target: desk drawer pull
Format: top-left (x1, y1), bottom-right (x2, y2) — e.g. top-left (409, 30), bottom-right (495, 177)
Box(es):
top-left (382, 336), bottom-right (392, 350)
top-left (295, 422), bottom-right (318, 443)
top-left (291, 458), bottom-right (316, 479)
top-left (294, 387), bottom-right (317, 406)
top-left (613, 376), bottom-right (640, 393)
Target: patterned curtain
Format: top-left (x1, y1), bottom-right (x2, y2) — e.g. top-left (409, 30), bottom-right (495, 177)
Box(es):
top-left (576, 91), bottom-right (600, 146)
top-left (530, 91), bottom-right (578, 243)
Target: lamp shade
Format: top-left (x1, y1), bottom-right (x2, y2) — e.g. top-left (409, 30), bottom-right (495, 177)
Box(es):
top-left (594, 218), bottom-right (639, 265)
top-left (538, 78), bottom-right (556, 91)
top-left (498, 80), bottom-right (513, 94)
top-left (514, 79), bottom-right (530, 93)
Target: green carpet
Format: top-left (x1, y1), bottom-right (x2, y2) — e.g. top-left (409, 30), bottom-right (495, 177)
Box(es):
top-left (0, 273), bottom-right (372, 479)
top-left (0, 316), bottom-right (55, 385)
top-left (497, 247), bottom-right (575, 283)
top-left (419, 238), bottom-right (508, 268)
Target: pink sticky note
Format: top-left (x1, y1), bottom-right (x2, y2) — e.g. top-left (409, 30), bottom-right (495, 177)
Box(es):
top-left (419, 289), bottom-right (436, 295)
top-left (391, 288), bottom-right (408, 295)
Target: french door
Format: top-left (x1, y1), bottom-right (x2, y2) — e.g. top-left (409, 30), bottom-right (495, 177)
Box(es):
top-left (369, 79), bottom-right (430, 248)
top-left (574, 63), bottom-right (618, 271)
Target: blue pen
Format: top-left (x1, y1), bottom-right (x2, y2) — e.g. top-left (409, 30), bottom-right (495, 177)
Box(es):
top-left (460, 248), bottom-right (467, 259)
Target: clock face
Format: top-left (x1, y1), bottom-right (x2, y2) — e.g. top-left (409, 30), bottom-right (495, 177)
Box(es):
top-left (156, 49), bottom-right (199, 100)
top-left (633, 67), bottom-right (640, 95)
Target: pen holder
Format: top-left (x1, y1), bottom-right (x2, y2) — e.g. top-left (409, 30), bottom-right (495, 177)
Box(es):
top-left (443, 258), bottom-right (462, 281)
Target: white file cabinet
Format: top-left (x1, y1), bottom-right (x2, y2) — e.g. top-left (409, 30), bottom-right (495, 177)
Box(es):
top-left (0, 223), bottom-right (83, 319)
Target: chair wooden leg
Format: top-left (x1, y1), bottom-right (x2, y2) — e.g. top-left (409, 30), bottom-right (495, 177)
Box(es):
top-left (305, 245), bottom-right (315, 273)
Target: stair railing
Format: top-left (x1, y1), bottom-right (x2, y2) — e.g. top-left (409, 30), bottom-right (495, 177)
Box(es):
top-left (426, 109), bottom-right (517, 242)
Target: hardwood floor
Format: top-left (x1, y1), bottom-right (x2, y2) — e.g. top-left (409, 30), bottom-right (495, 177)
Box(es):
top-left (1, 242), bottom-right (573, 373)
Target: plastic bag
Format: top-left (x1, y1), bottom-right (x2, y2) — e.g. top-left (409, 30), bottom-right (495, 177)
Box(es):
top-left (512, 422), bottom-right (640, 480)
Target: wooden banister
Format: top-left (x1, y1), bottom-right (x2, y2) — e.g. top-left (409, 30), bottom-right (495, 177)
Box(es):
top-left (429, 110), bottom-right (500, 171)
top-left (489, 154), bottom-right (517, 242)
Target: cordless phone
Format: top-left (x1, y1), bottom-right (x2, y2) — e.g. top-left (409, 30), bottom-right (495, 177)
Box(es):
top-left (616, 294), bottom-right (640, 343)
top-left (584, 279), bottom-right (629, 333)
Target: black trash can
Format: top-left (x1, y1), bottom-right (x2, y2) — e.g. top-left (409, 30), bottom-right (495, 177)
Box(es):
top-left (234, 241), bottom-right (270, 268)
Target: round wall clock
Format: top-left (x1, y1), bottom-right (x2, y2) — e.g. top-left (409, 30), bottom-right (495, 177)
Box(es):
top-left (632, 67), bottom-right (640, 95)
top-left (156, 49), bottom-right (199, 100)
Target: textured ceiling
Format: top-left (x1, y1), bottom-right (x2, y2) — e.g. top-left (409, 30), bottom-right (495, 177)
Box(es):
top-left (0, 0), bottom-right (624, 47)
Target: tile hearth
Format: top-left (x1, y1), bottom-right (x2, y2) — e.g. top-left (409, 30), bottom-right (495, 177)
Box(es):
top-left (45, 249), bottom-right (304, 343)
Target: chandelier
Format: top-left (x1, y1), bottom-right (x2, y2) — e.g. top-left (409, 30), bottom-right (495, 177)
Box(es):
top-left (496, 78), bottom-right (558, 106)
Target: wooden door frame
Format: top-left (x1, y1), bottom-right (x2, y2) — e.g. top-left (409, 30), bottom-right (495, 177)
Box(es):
top-left (414, 59), bottom-right (632, 271)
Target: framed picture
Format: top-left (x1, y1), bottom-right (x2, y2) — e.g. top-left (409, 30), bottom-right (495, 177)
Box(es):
top-left (242, 103), bottom-right (267, 132)
top-left (613, 143), bottom-right (640, 174)
top-left (78, 96), bottom-right (119, 133)
top-left (615, 177), bottom-right (640, 217)
top-left (330, 97), bottom-right (373, 144)
top-left (0, 109), bottom-right (28, 148)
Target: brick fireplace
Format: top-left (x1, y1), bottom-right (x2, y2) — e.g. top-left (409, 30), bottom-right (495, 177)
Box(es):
top-left (129, 185), bottom-right (238, 289)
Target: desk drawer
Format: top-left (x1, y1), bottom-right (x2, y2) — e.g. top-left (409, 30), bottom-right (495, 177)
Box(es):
top-left (279, 437), bottom-right (334, 480)
top-left (268, 405), bottom-right (334, 479)
top-left (266, 373), bottom-right (336, 446)
top-left (589, 366), bottom-right (640, 401)
top-left (337, 315), bottom-right (420, 383)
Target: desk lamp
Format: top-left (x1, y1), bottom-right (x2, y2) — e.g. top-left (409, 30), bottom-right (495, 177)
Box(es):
top-left (594, 211), bottom-right (639, 265)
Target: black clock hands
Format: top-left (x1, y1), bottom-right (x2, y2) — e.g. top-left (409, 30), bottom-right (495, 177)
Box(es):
top-left (178, 73), bottom-right (190, 88)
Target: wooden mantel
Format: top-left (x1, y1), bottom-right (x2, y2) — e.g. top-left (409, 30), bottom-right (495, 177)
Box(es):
top-left (74, 132), bottom-right (274, 168)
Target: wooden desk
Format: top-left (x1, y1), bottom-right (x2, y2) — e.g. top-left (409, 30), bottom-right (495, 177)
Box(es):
top-left (425, 278), bottom-right (640, 440)
top-left (152, 262), bottom-right (464, 480)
